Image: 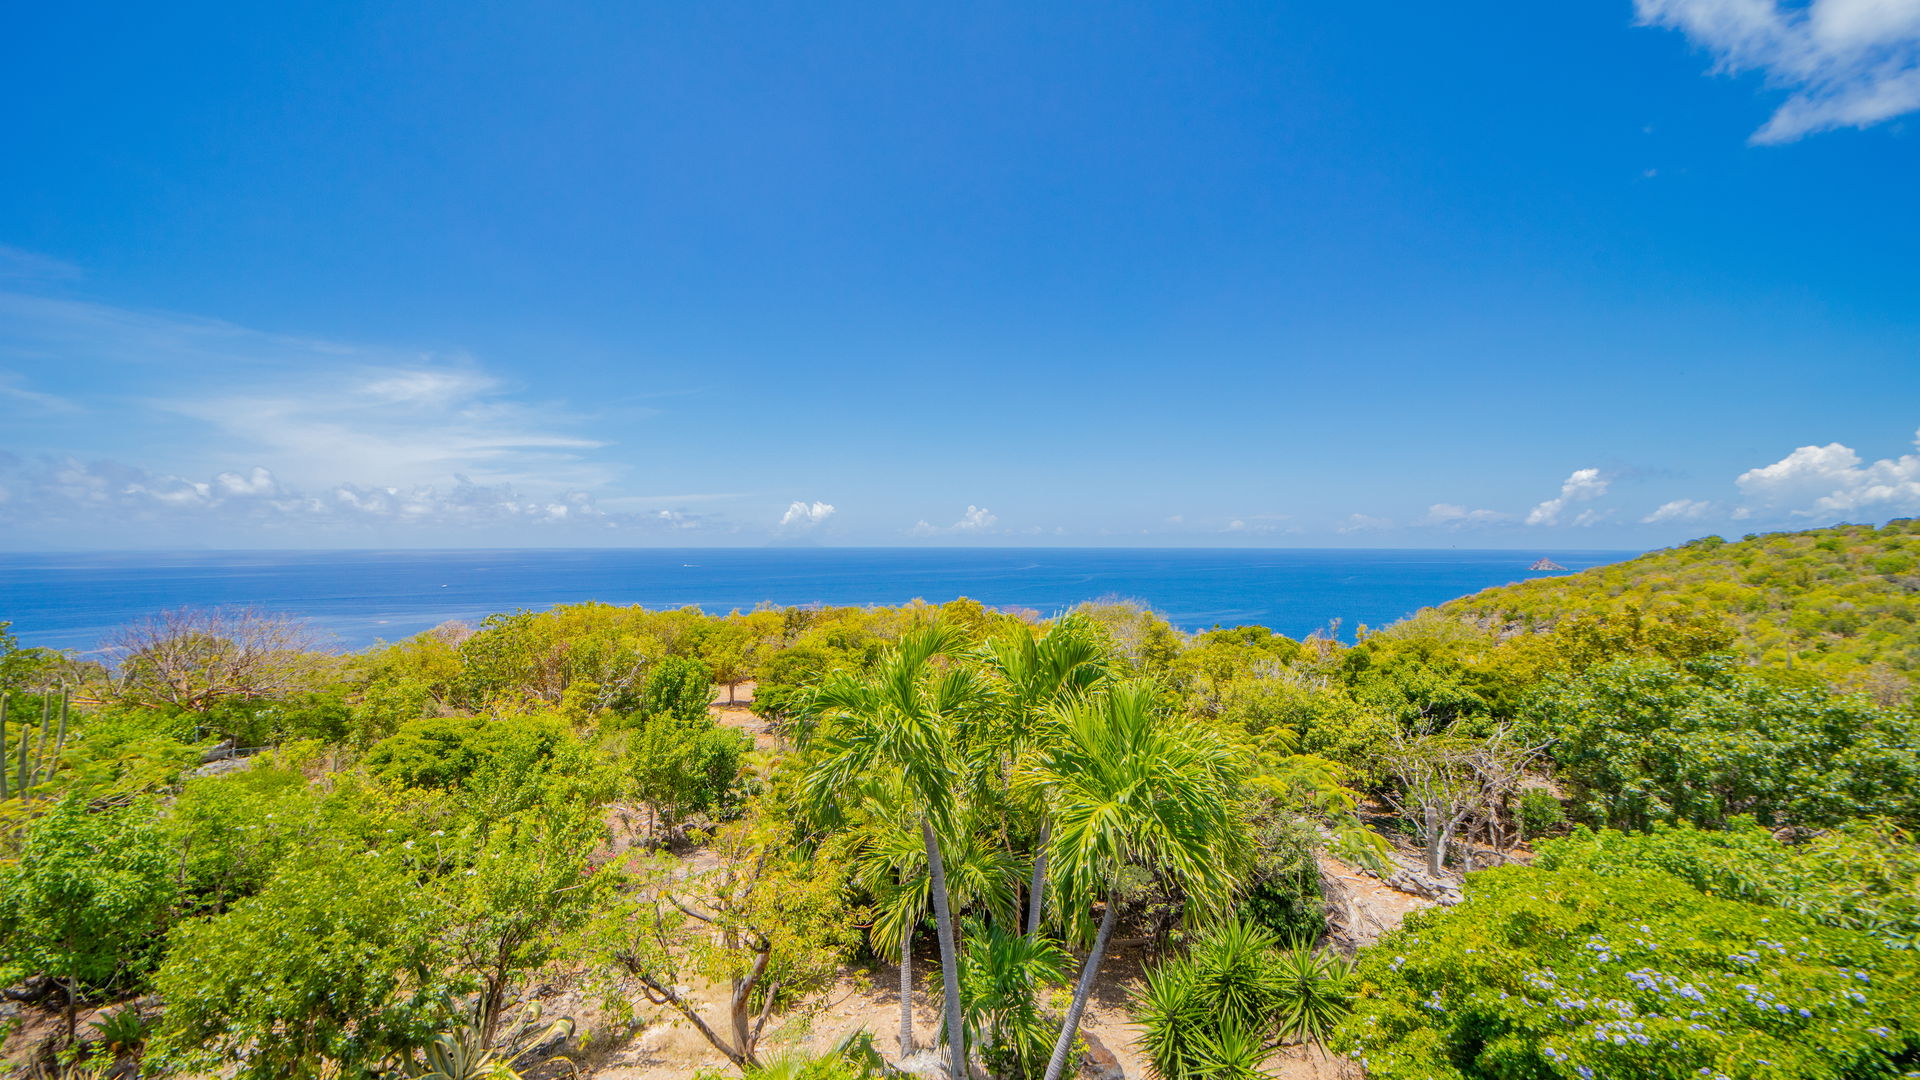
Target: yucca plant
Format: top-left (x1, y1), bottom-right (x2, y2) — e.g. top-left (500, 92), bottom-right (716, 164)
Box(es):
top-left (1189, 1021), bottom-right (1269, 1080)
top-left (1134, 923), bottom-right (1355, 1080)
top-left (1269, 943), bottom-right (1354, 1048)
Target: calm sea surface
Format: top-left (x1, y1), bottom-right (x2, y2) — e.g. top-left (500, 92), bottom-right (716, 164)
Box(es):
top-left (0, 547), bottom-right (1632, 653)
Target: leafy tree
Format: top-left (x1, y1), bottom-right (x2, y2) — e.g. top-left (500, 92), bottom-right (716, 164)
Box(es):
top-left (0, 620), bottom-right (56, 694)
top-left (623, 713), bottom-right (751, 839)
top-left (169, 760), bottom-right (330, 913)
top-left (597, 807), bottom-right (855, 1070)
top-left (0, 795), bottom-right (175, 1042)
top-left (443, 800), bottom-right (610, 1041)
top-left (637, 654), bottom-right (715, 726)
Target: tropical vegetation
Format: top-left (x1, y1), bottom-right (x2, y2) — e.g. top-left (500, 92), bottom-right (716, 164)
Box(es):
top-left (0, 520), bottom-right (1916, 1079)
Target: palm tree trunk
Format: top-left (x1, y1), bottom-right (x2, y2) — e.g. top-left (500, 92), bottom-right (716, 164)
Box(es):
top-left (1041, 889), bottom-right (1119, 1080)
top-left (1026, 819), bottom-right (1050, 939)
top-left (898, 918), bottom-right (914, 1056)
top-left (921, 817), bottom-right (967, 1080)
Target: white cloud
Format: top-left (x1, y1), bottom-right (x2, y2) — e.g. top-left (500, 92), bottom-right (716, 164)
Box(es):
top-left (1637, 0), bottom-right (1920, 142)
top-left (954, 505), bottom-right (998, 531)
top-left (1423, 503), bottom-right (1508, 528)
top-left (1735, 429), bottom-right (1920, 515)
top-left (1527, 468), bottom-right (1610, 526)
top-left (1642, 497), bottom-right (1715, 523)
top-left (907, 505), bottom-right (1000, 537)
top-left (0, 455), bottom-right (718, 541)
top-left (778, 499), bottom-right (836, 528)
top-left (160, 366), bottom-right (608, 492)
top-left (1337, 513), bottom-right (1394, 534)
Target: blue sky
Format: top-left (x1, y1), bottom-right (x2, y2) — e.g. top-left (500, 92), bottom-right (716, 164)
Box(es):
top-left (2, 1), bottom-right (1917, 550)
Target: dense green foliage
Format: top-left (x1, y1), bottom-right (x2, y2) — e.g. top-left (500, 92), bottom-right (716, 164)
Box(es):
top-left (1521, 655), bottom-right (1920, 831)
top-left (1335, 863), bottom-right (1920, 1080)
top-left (1448, 518), bottom-right (1920, 695)
top-left (7, 525), bottom-right (1920, 1078)
top-left (1538, 818), bottom-right (1920, 948)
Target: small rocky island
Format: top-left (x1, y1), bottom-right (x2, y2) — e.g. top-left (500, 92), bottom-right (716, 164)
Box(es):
top-left (1529, 557), bottom-right (1569, 571)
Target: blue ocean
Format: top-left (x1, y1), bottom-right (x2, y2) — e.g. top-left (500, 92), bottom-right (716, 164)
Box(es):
top-left (0, 547), bottom-right (1631, 653)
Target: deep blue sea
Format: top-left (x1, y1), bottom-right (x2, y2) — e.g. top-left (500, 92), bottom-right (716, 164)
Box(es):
top-left (0, 548), bottom-right (1632, 653)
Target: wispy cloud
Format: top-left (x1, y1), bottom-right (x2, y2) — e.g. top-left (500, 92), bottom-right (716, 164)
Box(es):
top-left (0, 371), bottom-right (78, 412)
top-left (157, 365), bottom-right (610, 491)
top-left (1642, 497), bottom-right (1715, 523)
top-left (0, 245), bottom-right (82, 282)
top-left (1422, 503), bottom-right (1508, 528)
top-left (1336, 513), bottom-right (1394, 534)
top-left (1637, 0), bottom-right (1920, 142)
top-left (0, 454), bottom-right (719, 543)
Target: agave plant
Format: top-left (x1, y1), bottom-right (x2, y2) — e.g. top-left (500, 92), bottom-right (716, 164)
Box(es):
top-left (89, 1007), bottom-right (154, 1056)
top-left (404, 998), bottom-right (576, 1080)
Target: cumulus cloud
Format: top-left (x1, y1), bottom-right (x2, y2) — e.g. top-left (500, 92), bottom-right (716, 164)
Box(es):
top-left (1642, 497), bottom-right (1715, 523)
top-left (1637, 0), bottom-right (1920, 142)
top-left (1423, 503), bottom-right (1508, 528)
top-left (908, 505), bottom-right (1000, 537)
top-left (778, 500), bottom-right (836, 528)
top-left (1527, 468), bottom-right (1610, 526)
top-left (1735, 429), bottom-right (1920, 515)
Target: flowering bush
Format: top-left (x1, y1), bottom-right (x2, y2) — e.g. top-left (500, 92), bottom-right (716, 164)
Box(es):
top-left (1333, 864), bottom-right (1920, 1080)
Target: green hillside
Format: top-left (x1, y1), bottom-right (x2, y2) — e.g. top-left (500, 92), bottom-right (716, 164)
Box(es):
top-left (1446, 518), bottom-right (1920, 697)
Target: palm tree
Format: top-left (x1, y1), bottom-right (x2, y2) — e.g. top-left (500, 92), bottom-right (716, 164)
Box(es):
top-left (802, 623), bottom-right (997, 1080)
top-left (1022, 680), bottom-right (1242, 1080)
top-left (846, 777), bottom-right (1020, 1058)
top-left (982, 615), bottom-right (1108, 938)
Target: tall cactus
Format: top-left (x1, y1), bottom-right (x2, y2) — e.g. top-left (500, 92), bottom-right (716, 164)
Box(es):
top-left (0, 687), bottom-right (70, 802)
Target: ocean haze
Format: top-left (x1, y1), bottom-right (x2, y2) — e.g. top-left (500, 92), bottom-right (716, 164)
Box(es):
top-left (0, 547), bottom-right (1633, 652)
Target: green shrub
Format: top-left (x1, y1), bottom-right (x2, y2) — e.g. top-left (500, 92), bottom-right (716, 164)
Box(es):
top-left (1516, 788), bottom-right (1565, 839)
top-left (151, 851), bottom-right (452, 1079)
top-left (1334, 863), bottom-right (1920, 1080)
top-left (1538, 817), bottom-right (1920, 948)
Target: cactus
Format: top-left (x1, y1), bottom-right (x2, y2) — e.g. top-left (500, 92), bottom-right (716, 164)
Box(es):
top-left (2, 687), bottom-right (69, 801)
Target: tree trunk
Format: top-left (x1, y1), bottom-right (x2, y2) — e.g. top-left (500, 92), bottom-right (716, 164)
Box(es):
top-left (1424, 805), bottom-right (1446, 877)
top-left (921, 817), bottom-right (968, 1080)
top-left (898, 926), bottom-right (915, 1056)
top-left (1026, 820), bottom-right (1051, 939)
top-left (1042, 889), bottom-right (1119, 1080)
